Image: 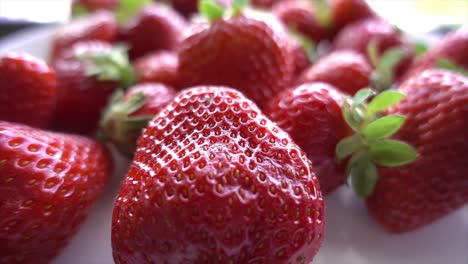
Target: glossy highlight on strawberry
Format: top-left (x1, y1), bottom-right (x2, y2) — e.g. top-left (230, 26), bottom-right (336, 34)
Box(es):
top-left (112, 86), bottom-right (324, 263)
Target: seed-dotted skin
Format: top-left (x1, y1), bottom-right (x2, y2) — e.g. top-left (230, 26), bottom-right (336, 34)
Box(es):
top-left (298, 50), bottom-right (372, 95)
top-left (266, 82), bottom-right (351, 194)
top-left (112, 87), bottom-right (324, 263)
top-left (367, 70), bottom-right (468, 233)
top-left (0, 54), bottom-right (57, 128)
top-left (178, 13), bottom-right (294, 109)
top-left (0, 121), bottom-right (112, 264)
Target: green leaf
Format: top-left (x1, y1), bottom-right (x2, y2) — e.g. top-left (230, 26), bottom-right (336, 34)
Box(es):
top-left (369, 139), bottom-right (419, 167)
top-left (367, 90), bottom-right (405, 116)
top-left (351, 158), bottom-right (378, 198)
top-left (378, 48), bottom-right (406, 74)
top-left (313, 0), bottom-right (332, 28)
top-left (342, 98), bottom-right (359, 131)
top-left (436, 58), bottom-right (468, 75)
top-left (352, 88), bottom-right (374, 107)
top-left (199, 0), bottom-right (224, 21)
top-left (363, 115), bottom-right (406, 140)
top-left (336, 134), bottom-right (361, 162)
top-left (367, 39), bottom-right (380, 68)
top-left (231, 0), bottom-right (249, 16)
top-left (71, 3), bottom-right (89, 18)
top-left (413, 42), bottom-right (428, 58)
top-left (115, 0), bottom-right (152, 24)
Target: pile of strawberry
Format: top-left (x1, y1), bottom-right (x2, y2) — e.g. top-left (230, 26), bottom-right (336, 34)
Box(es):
top-left (0, 0), bottom-right (467, 263)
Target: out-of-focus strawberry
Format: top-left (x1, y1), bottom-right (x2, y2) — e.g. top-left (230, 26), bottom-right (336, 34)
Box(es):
top-left (0, 54), bottom-right (57, 129)
top-left (133, 51), bottom-right (180, 88)
top-left (329, 0), bottom-right (376, 36)
top-left (0, 121), bottom-right (112, 264)
top-left (50, 11), bottom-right (118, 63)
top-left (100, 83), bottom-right (176, 157)
top-left (166, 0), bottom-right (232, 18)
top-left (111, 86), bottom-right (324, 263)
top-left (298, 50), bottom-right (372, 95)
top-left (122, 4), bottom-right (187, 60)
top-left (179, 0), bottom-right (294, 109)
top-left (266, 82), bottom-right (351, 194)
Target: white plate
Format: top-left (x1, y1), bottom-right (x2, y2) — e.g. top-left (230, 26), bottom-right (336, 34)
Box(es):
top-left (0, 26), bottom-right (467, 264)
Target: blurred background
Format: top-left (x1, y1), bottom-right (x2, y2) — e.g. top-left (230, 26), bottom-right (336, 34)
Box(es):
top-left (0, 0), bottom-right (466, 38)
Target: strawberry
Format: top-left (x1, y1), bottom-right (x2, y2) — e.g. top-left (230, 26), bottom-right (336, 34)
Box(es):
top-left (167, 0), bottom-right (232, 18)
top-left (402, 29), bottom-right (468, 81)
top-left (0, 54), bottom-right (57, 129)
top-left (133, 51), bottom-right (180, 88)
top-left (122, 4), bottom-right (187, 60)
top-left (100, 83), bottom-right (176, 157)
top-left (332, 18), bottom-right (413, 80)
top-left (297, 50), bottom-right (372, 95)
top-left (111, 86), bottom-right (324, 263)
top-left (266, 82), bottom-right (351, 194)
top-left (364, 70), bottom-right (468, 233)
top-left (179, 1), bottom-right (294, 109)
top-left (329, 0), bottom-right (376, 36)
top-left (251, 0), bottom-right (282, 8)
top-left (52, 41), bottom-right (134, 134)
top-left (0, 121), bottom-right (112, 263)
top-left (50, 11), bottom-right (118, 63)
top-left (272, 0), bottom-right (327, 43)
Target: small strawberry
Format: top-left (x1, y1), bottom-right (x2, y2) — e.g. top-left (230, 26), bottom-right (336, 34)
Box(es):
top-left (402, 29), bottom-right (468, 81)
top-left (329, 0), bottom-right (376, 36)
top-left (50, 11), bottom-right (118, 63)
top-left (111, 86), bottom-right (324, 263)
top-left (52, 41), bottom-right (134, 134)
top-left (179, 0), bottom-right (294, 109)
top-left (272, 0), bottom-right (327, 43)
top-left (100, 83), bottom-right (176, 157)
top-left (266, 82), bottom-right (351, 194)
top-left (364, 70), bottom-right (468, 233)
top-left (332, 18), bottom-right (413, 80)
top-left (0, 121), bottom-right (112, 263)
top-left (122, 4), bottom-right (187, 60)
top-left (133, 51), bottom-right (180, 88)
top-left (297, 50), bottom-right (372, 95)
top-left (0, 54), bottom-right (57, 129)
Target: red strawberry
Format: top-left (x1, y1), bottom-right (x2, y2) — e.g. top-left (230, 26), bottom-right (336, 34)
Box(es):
top-left (251, 0), bottom-right (282, 8)
top-left (266, 82), bottom-right (351, 194)
top-left (133, 51), bottom-right (180, 88)
top-left (329, 0), bottom-right (376, 36)
top-left (72, 0), bottom-right (118, 13)
top-left (0, 121), bottom-right (112, 263)
top-left (273, 0), bottom-right (327, 43)
top-left (298, 50), bottom-right (372, 95)
top-left (365, 70), bottom-right (468, 233)
top-left (402, 29), bottom-right (468, 81)
top-left (0, 54), bottom-right (57, 129)
top-left (111, 86), bottom-right (324, 263)
top-left (167, 0), bottom-right (232, 18)
top-left (123, 4), bottom-right (187, 60)
top-left (100, 83), bottom-right (176, 157)
top-left (332, 18), bottom-right (413, 80)
top-left (51, 41), bottom-right (122, 134)
top-left (179, 5), bottom-right (294, 109)
top-left (50, 11), bottom-right (117, 63)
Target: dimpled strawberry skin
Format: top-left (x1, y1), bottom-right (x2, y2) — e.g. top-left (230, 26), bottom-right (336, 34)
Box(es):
top-left (112, 86), bottom-right (324, 263)
top-left (0, 121), bottom-right (112, 264)
top-left (367, 70), bottom-right (468, 233)
top-left (266, 82), bottom-right (351, 194)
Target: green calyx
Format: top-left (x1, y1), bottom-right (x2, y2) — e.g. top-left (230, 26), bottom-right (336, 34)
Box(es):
top-left (336, 88), bottom-right (419, 197)
top-left (115, 0), bottom-right (152, 24)
top-left (78, 45), bottom-right (136, 89)
top-left (198, 0), bottom-right (249, 22)
top-left (311, 0), bottom-right (332, 29)
top-left (71, 3), bottom-right (89, 18)
top-left (367, 40), bottom-right (407, 92)
top-left (100, 90), bottom-right (153, 158)
top-left (436, 58), bottom-right (468, 76)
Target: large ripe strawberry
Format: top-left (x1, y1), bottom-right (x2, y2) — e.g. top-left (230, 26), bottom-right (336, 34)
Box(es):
top-left (402, 29), bottom-right (468, 81)
top-left (100, 83), bottom-right (176, 157)
top-left (52, 41), bottom-right (134, 134)
top-left (365, 69), bottom-right (468, 233)
top-left (0, 121), bottom-right (112, 263)
top-left (0, 54), bottom-right (57, 129)
top-left (329, 0), bottom-right (376, 36)
top-left (332, 18), bottom-right (413, 80)
top-left (122, 4), bottom-right (187, 60)
top-left (298, 50), bottom-right (372, 95)
top-left (50, 11), bottom-right (117, 63)
top-left (272, 0), bottom-right (327, 43)
top-left (266, 82), bottom-right (351, 194)
top-left (179, 1), bottom-right (294, 109)
top-left (133, 51), bottom-right (180, 88)
top-left (112, 86), bottom-right (324, 263)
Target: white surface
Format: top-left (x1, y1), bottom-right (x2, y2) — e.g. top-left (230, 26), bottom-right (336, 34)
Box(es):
top-left (0, 26), bottom-right (467, 264)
